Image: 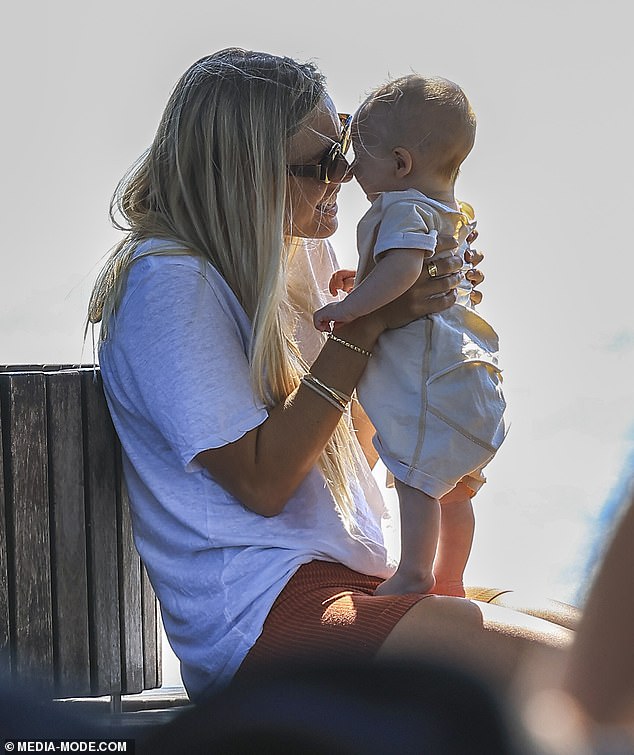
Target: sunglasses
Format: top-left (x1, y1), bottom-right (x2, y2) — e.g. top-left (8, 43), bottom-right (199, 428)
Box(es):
top-left (287, 113), bottom-right (352, 184)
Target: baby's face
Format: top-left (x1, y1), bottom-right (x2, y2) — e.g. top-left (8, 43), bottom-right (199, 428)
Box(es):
top-left (350, 123), bottom-right (398, 201)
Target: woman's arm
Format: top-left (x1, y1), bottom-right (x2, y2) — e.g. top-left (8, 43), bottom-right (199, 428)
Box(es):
top-left (465, 230), bottom-right (484, 306)
top-left (196, 254), bottom-right (463, 516)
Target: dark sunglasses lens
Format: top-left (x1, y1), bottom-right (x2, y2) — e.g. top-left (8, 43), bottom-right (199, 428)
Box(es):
top-left (326, 150), bottom-right (350, 183)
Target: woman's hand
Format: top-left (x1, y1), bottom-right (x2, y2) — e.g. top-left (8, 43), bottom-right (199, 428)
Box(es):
top-left (465, 229), bottom-right (484, 306)
top-left (368, 252), bottom-right (464, 334)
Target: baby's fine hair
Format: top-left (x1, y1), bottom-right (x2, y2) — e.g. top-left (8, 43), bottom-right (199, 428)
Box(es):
top-left (356, 74), bottom-right (476, 181)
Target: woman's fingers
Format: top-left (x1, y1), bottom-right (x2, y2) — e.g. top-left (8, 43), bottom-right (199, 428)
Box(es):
top-left (465, 249), bottom-right (484, 306)
top-left (424, 254), bottom-right (462, 281)
top-left (469, 289), bottom-right (483, 306)
top-left (466, 228), bottom-right (479, 245)
top-left (465, 247), bottom-right (484, 268)
top-left (420, 274), bottom-right (462, 303)
top-left (420, 288), bottom-right (459, 314)
top-left (435, 234), bottom-right (459, 255)
top-left (375, 254), bottom-right (462, 332)
top-left (466, 267), bottom-right (484, 287)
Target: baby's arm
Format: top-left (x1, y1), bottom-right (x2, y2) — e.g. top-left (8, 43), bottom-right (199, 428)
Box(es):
top-left (329, 268), bottom-right (356, 295)
top-left (313, 248), bottom-right (427, 331)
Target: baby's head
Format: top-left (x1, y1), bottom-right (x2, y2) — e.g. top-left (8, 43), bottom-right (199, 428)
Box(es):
top-left (351, 75), bottom-right (476, 199)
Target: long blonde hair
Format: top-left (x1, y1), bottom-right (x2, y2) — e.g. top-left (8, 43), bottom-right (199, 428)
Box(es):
top-left (88, 48), bottom-right (360, 525)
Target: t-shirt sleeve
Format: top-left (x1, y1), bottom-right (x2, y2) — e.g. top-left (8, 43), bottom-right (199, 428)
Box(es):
top-left (373, 200), bottom-right (439, 260)
top-left (111, 256), bottom-right (268, 470)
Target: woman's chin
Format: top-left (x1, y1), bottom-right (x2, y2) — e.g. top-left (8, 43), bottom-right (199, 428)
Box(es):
top-left (290, 207), bottom-right (339, 239)
top-left (313, 206), bottom-right (339, 237)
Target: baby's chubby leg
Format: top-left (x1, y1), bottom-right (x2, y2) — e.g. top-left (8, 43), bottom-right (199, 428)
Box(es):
top-left (374, 480), bottom-right (439, 596)
top-left (433, 481), bottom-right (476, 598)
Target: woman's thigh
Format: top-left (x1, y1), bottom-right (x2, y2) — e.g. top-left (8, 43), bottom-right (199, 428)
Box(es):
top-left (377, 595), bottom-right (572, 687)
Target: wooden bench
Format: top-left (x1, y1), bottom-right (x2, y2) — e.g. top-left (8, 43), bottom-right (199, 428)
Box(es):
top-left (0, 365), bottom-right (161, 702)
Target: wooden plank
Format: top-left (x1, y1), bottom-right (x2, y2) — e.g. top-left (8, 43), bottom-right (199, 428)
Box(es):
top-left (117, 454), bottom-right (144, 693)
top-left (46, 371), bottom-right (91, 696)
top-left (81, 372), bottom-right (121, 696)
top-left (155, 590), bottom-right (162, 689)
top-left (0, 387), bottom-right (11, 676)
top-left (4, 373), bottom-right (54, 690)
top-left (141, 564), bottom-right (161, 690)
top-left (1, 365), bottom-right (89, 373)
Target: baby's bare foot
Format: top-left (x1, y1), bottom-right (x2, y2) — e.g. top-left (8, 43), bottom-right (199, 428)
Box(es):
top-left (374, 571), bottom-right (435, 596)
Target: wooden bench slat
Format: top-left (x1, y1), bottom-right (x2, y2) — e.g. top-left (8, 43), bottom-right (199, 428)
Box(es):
top-left (117, 459), bottom-right (145, 693)
top-left (3, 373), bottom-right (54, 689)
top-left (81, 372), bottom-right (122, 696)
top-left (46, 372), bottom-right (91, 696)
top-left (142, 564), bottom-right (161, 690)
top-left (0, 395), bottom-right (11, 673)
top-left (0, 366), bottom-right (164, 699)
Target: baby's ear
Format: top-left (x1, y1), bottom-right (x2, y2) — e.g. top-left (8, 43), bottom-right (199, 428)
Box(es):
top-left (393, 147), bottom-right (413, 177)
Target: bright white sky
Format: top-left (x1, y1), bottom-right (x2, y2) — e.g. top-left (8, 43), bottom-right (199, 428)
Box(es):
top-left (3, 1), bottom-right (633, 615)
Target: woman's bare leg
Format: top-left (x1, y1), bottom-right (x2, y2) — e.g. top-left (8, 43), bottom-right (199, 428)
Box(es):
top-left (376, 594), bottom-right (572, 689)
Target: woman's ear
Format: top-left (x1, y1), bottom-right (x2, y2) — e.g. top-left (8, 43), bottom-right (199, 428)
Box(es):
top-left (393, 147), bottom-right (413, 177)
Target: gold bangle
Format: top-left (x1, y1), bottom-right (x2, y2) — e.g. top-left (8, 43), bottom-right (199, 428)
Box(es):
top-left (302, 374), bottom-right (349, 411)
top-left (327, 332), bottom-right (372, 358)
top-left (301, 375), bottom-right (348, 412)
top-left (306, 374), bottom-right (352, 405)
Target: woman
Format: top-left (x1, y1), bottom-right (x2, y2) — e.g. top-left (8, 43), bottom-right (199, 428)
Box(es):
top-left (88, 48), bottom-right (570, 701)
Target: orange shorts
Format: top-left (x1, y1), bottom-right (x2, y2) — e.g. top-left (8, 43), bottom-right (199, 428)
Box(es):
top-left (236, 561), bottom-right (429, 677)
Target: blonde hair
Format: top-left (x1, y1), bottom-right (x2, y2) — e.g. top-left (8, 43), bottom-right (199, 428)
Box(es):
top-left (88, 48), bottom-right (360, 525)
top-left (355, 74), bottom-right (476, 181)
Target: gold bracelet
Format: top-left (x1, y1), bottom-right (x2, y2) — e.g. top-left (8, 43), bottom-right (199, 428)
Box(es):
top-left (302, 374), bottom-right (349, 411)
top-left (306, 374), bottom-right (352, 405)
top-left (327, 332), bottom-right (372, 358)
top-left (301, 377), bottom-right (346, 412)
top-left (301, 375), bottom-right (348, 412)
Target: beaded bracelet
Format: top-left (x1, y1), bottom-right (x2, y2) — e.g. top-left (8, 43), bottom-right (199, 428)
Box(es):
top-left (327, 331), bottom-right (373, 358)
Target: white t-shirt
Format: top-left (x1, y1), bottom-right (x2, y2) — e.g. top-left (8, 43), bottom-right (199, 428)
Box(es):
top-left (98, 238), bottom-right (391, 700)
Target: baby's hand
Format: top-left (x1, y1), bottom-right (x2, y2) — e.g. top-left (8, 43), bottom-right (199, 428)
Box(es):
top-left (329, 269), bottom-right (356, 296)
top-left (313, 302), bottom-right (354, 332)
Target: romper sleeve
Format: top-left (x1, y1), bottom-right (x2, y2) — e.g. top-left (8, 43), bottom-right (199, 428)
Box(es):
top-left (107, 255), bottom-right (268, 471)
top-left (373, 197), bottom-right (439, 259)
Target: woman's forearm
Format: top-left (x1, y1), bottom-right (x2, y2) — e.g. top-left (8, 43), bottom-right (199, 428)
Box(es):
top-left (196, 316), bottom-right (381, 516)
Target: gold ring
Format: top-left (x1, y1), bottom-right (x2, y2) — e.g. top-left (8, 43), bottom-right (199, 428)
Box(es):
top-left (427, 262), bottom-right (438, 278)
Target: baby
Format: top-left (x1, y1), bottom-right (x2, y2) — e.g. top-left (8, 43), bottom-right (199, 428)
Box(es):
top-left (314, 75), bottom-right (506, 597)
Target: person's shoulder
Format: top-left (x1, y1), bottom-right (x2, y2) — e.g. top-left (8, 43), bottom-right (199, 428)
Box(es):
top-left (122, 239), bottom-right (246, 322)
top-left (131, 239), bottom-right (206, 274)
top-left (375, 191), bottom-right (440, 232)
top-left (129, 239), bottom-right (230, 292)
top-left (374, 189), bottom-right (430, 210)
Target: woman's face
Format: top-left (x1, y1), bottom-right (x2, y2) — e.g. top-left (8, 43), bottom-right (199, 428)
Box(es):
top-left (286, 96), bottom-right (352, 239)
